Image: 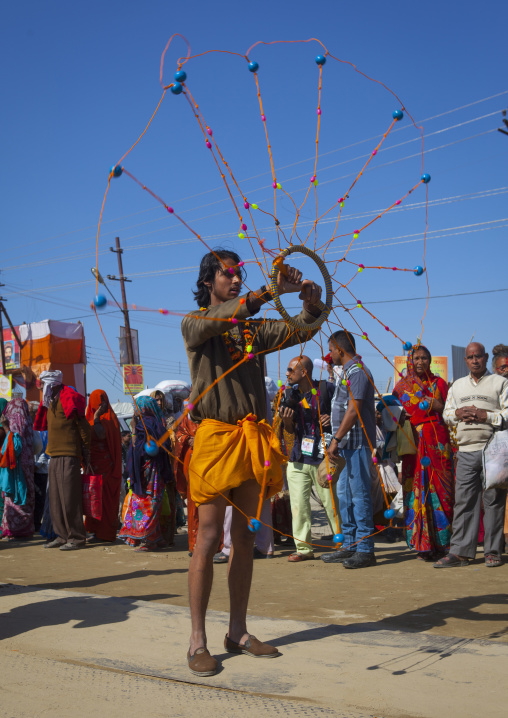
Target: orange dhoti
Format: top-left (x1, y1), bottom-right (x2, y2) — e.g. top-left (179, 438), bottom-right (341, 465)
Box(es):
top-left (189, 414), bottom-right (285, 507)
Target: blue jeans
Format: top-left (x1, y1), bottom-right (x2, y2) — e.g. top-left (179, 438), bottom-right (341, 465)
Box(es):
top-left (336, 446), bottom-right (375, 553)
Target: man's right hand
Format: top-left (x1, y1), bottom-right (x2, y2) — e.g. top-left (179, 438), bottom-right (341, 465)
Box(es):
top-left (455, 406), bottom-right (477, 422)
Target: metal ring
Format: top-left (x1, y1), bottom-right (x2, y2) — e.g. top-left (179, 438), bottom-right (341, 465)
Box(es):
top-left (269, 245), bottom-right (333, 331)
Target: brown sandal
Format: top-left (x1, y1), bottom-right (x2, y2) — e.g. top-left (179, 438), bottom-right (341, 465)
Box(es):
top-left (433, 553), bottom-right (469, 568)
top-left (288, 552), bottom-right (315, 562)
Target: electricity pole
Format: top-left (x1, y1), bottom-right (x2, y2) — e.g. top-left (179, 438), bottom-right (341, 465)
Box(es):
top-left (108, 237), bottom-right (134, 365)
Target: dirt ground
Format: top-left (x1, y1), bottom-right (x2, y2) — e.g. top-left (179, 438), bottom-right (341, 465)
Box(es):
top-left (2, 529), bottom-right (507, 644)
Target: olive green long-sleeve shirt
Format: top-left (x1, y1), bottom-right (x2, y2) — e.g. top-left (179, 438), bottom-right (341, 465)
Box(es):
top-left (46, 398), bottom-right (91, 459)
top-left (181, 293), bottom-right (321, 425)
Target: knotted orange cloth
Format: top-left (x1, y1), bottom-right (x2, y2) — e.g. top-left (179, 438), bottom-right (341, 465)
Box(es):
top-left (189, 414), bottom-right (286, 506)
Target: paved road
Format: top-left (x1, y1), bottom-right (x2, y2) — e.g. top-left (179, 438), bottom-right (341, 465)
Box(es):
top-left (2, 583), bottom-right (507, 718)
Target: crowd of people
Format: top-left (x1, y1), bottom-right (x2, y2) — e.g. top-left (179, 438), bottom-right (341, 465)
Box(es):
top-left (0, 249), bottom-right (507, 679)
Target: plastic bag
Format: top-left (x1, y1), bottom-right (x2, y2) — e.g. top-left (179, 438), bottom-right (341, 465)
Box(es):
top-left (482, 430), bottom-right (508, 490)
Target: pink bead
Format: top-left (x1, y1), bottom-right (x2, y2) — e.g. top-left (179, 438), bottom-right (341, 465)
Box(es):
top-left (326, 474), bottom-right (332, 482)
top-left (372, 150), bottom-right (377, 156)
top-left (264, 460), bottom-right (270, 467)
top-left (346, 380), bottom-right (351, 386)
top-left (317, 108), bottom-right (322, 115)
top-left (392, 266), bottom-right (397, 271)
top-left (395, 200), bottom-right (401, 205)
top-left (228, 267), bottom-right (235, 275)
top-left (238, 261), bottom-right (245, 267)
top-left (187, 403), bottom-right (194, 411)
top-left (359, 264), bottom-right (365, 269)
top-left (272, 181), bottom-right (277, 188)
top-left (310, 176), bottom-right (316, 183)
top-left (167, 206), bottom-right (174, 213)
top-left (206, 141), bottom-right (212, 149)
top-left (248, 353), bottom-right (254, 360)
top-left (261, 114), bottom-right (266, 121)
top-left (241, 223), bottom-right (247, 231)
top-left (161, 309), bottom-right (169, 315)
top-left (354, 229), bottom-right (360, 234)
top-left (338, 197), bottom-right (344, 202)
top-left (385, 326), bottom-right (390, 331)
top-left (231, 317), bottom-right (238, 324)
top-left (372, 457), bottom-right (378, 464)
top-left (244, 202), bottom-right (249, 209)
top-left (207, 128), bottom-right (213, 136)
top-left (281, 385), bottom-right (286, 391)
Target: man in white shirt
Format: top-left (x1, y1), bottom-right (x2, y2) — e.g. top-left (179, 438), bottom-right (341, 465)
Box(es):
top-left (435, 343), bottom-right (508, 568)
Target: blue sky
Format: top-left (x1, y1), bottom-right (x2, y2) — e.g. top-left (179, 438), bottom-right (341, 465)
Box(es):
top-left (1, 1), bottom-right (507, 401)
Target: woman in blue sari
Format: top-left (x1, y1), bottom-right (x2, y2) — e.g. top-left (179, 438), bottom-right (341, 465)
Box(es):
top-left (119, 396), bottom-right (175, 551)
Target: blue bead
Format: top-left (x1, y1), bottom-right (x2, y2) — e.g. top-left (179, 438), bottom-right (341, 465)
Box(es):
top-left (174, 70), bottom-right (187, 83)
top-left (421, 173), bottom-right (431, 183)
top-left (93, 294), bottom-right (107, 308)
top-left (414, 265), bottom-right (424, 276)
top-left (109, 164), bottom-right (122, 177)
top-left (248, 61), bottom-right (259, 73)
top-left (384, 509), bottom-right (396, 520)
top-left (415, 390), bottom-right (423, 398)
top-left (315, 54), bottom-right (326, 65)
top-left (392, 109), bottom-right (404, 121)
top-left (171, 82), bottom-right (183, 95)
top-left (403, 341), bottom-right (412, 351)
top-left (145, 440), bottom-right (159, 457)
top-left (248, 518), bottom-right (261, 532)
top-left (401, 393), bottom-right (410, 402)
top-left (421, 456), bottom-right (431, 467)
top-left (333, 533), bottom-right (345, 543)
top-left (419, 400), bottom-right (429, 411)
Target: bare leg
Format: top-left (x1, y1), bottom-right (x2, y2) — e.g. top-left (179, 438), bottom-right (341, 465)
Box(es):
top-left (227, 479), bottom-right (260, 645)
top-left (188, 496), bottom-right (226, 654)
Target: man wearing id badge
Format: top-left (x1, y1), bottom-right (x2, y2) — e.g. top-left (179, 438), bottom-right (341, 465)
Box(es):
top-left (279, 355), bottom-right (340, 562)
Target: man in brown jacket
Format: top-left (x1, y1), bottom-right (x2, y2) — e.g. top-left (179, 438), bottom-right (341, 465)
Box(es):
top-left (38, 371), bottom-right (91, 551)
top-left (182, 249), bottom-right (323, 676)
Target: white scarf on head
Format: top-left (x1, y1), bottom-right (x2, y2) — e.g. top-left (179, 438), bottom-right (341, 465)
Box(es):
top-left (39, 370), bottom-right (63, 408)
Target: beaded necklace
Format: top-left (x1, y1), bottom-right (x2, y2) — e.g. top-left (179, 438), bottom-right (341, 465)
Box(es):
top-left (223, 321), bottom-right (254, 361)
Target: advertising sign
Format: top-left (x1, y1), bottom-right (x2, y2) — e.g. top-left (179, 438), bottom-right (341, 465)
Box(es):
top-left (0, 374), bottom-right (12, 401)
top-left (119, 326), bottom-right (140, 365)
top-left (123, 364), bottom-right (144, 394)
top-left (0, 327), bottom-right (21, 374)
top-left (394, 355), bottom-right (448, 384)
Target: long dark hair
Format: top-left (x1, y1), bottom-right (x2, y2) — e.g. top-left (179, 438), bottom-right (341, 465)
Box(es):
top-left (193, 249), bottom-right (245, 308)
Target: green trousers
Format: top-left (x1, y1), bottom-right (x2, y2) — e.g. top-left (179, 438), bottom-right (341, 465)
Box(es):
top-left (286, 461), bottom-right (341, 556)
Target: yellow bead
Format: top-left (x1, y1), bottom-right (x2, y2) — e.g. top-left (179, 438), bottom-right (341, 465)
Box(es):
top-left (251, 203), bottom-right (258, 209)
top-left (358, 267), bottom-right (363, 273)
top-left (353, 233), bottom-right (359, 239)
top-left (340, 202), bottom-right (344, 208)
top-left (238, 232), bottom-right (245, 239)
top-left (276, 183), bottom-right (282, 190)
top-left (246, 344), bottom-right (252, 353)
top-left (313, 179), bottom-right (318, 186)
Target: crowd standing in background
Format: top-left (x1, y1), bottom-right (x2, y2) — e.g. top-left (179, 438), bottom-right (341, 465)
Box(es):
top-left (1, 337), bottom-right (508, 677)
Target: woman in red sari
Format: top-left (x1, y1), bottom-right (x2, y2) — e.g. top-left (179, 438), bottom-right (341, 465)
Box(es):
top-left (85, 390), bottom-right (122, 542)
top-left (393, 345), bottom-right (454, 560)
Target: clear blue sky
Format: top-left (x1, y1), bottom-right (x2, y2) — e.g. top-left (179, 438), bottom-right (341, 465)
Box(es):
top-left (1, 1), bottom-right (507, 401)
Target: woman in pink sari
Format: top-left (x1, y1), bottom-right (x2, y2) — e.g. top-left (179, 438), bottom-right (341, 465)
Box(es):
top-left (1, 399), bottom-right (34, 539)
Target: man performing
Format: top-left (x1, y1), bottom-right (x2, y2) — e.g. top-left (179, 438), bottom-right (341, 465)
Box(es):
top-left (182, 249), bottom-right (323, 676)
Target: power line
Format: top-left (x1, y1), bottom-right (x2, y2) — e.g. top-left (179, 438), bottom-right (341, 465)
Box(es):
top-left (3, 95), bottom-right (505, 257)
